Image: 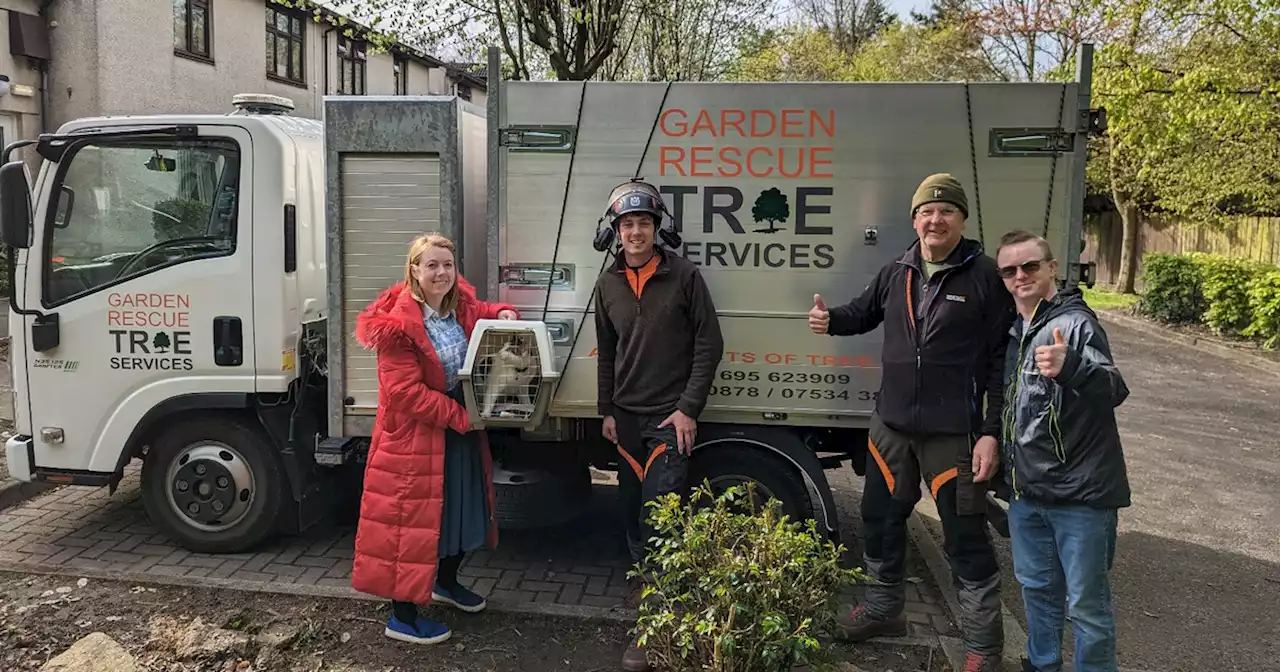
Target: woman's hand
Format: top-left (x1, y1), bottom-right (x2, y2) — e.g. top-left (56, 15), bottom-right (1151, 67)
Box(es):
top-left (497, 309), bottom-right (518, 320)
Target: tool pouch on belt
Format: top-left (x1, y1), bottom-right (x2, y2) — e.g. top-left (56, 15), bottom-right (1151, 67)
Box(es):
top-left (955, 444), bottom-right (982, 516)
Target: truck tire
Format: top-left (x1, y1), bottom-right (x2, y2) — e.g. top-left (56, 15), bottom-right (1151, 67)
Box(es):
top-left (140, 416), bottom-right (285, 554)
top-left (689, 445), bottom-right (814, 523)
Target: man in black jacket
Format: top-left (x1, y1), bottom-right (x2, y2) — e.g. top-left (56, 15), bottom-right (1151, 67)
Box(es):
top-left (594, 179), bottom-right (725, 672)
top-left (994, 229), bottom-right (1129, 672)
top-left (809, 173), bottom-right (1013, 671)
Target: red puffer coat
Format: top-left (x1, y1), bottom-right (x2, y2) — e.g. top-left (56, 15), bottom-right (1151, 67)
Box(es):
top-left (350, 276), bottom-right (517, 605)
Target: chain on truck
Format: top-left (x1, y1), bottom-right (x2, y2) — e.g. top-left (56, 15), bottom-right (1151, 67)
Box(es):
top-left (0, 46), bottom-right (1106, 554)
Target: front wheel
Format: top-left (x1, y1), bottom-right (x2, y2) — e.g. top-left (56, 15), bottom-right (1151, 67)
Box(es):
top-left (688, 445), bottom-right (814, 523)
top-left (140, 416), bottom-right (286, 554)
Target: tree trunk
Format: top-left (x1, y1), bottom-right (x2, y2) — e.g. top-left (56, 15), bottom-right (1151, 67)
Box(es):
top-left (1115, 198), bottom-right (1141, 294)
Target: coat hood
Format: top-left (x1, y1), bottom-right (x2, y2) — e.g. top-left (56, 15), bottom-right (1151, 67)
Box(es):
top-left (355, 275), bottom-right (482, 350)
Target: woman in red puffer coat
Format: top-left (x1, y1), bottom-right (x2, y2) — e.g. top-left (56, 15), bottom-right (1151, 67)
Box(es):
top-left (351, 232), bottom-right (518, 645)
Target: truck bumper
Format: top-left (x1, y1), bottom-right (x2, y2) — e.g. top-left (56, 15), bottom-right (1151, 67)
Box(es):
top-left (5, 435), bottom-right (34, 482)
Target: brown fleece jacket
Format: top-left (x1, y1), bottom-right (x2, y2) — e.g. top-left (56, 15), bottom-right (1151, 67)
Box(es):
top-left (593, 248), bottom-right (724, 419)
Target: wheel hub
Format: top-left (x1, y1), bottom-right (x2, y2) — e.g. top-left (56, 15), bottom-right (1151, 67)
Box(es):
top-left (165, 443), bottom-right (255, 532)
top-left (706, 474), bottom-right (777, 510)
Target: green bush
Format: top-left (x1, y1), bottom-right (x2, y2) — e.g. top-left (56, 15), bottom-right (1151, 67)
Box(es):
top-left (1244, 268), bottom-right (1280, 349)
top-left (1137, 253), bottom-right (1206, 324)
top-left (1139, 251), bottom-right (1280, 348)
top-left (632, 483), bottom-right (864, 672)
top-left (1191, 252), bottom-right (1265, 336)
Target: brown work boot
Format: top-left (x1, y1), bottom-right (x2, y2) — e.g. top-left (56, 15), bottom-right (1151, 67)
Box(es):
top-left (620, 632), bottom-right (651, 671)
top-left (962, 651), bottom-right (1002, 672)
top-left (833, 604), bottom-right (908, 642)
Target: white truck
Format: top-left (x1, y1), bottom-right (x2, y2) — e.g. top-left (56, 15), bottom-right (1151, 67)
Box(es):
top-left (0, 46), bottom-right (1102, 553)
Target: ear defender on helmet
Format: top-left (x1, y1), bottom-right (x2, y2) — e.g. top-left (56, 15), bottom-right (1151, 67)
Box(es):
top-left (592, 216), bottom-right (616, 252)
top-left (594, 178), bottom-right (681, 252)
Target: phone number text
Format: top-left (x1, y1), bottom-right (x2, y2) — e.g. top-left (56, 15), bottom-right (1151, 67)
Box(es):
top-left (712, 370), bottom-right (879, 401)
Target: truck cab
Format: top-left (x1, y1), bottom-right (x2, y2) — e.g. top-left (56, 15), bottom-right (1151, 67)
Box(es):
top-left (1, 94), bottom-right (333, 552)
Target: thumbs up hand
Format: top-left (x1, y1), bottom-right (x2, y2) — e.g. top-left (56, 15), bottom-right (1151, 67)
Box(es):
top-left (809, 294), bottom-right (830, 334)
top-left (1034, 327), bottom-right (1068, 378)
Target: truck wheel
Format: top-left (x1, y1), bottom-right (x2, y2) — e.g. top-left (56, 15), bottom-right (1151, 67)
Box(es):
top-left (140, 416), bottom-right (285, 554)
top-left (689, 446), bottom-right (814, 523)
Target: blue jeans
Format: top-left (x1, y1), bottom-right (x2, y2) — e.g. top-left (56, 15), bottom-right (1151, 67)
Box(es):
top-left (1008, 497), bottom-right (1119, 672)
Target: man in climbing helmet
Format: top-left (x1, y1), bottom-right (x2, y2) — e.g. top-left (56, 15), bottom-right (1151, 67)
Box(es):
top-left (592, 178), bottom-right (723, 672)
top-left (595, 179), bottom-right (680, 254)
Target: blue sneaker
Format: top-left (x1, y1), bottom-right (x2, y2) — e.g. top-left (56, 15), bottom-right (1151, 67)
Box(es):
top-left (432, 582), bottom-right (488, 613)
top-left (384, 614), bottom-right (451, 645)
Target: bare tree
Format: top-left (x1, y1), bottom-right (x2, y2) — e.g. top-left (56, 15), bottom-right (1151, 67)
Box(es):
top-left (799, 0), bottom-right (897, 53)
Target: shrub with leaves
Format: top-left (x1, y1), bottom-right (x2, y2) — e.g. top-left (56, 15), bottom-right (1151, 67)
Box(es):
top-left (1137, 252), bottom-right (1206, 324)
top-left (1192, 253), bottom-right (1264, 336)
top-left (632, 482), bottom-right (864, 672)
top-left (1243, 268), bottom-right (1280, 349)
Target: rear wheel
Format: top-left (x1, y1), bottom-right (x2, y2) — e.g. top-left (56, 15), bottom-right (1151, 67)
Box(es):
top-left (688, 445), bottom-right (813, 523)
top-left (140, 416), bottom-right (286, 553)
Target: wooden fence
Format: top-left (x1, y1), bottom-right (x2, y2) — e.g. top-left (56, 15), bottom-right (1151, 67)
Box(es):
top-left (1082, 212), bottom-right (1280, 288)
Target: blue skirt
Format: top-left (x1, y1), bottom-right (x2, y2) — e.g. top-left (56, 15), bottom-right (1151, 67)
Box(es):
top-left (438, 407), bottom-right (490, 559)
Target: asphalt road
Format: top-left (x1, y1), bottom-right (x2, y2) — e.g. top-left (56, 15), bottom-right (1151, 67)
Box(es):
top-left (981, 319), bottom-right (1280, 672)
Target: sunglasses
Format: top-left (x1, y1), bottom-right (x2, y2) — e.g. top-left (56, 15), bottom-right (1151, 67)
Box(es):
top-left (997, 259), bottom-right (1050, 279)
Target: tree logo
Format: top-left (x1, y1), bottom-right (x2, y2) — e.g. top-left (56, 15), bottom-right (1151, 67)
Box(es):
top-left (152, 332), bottom-right (171, 353)
top-left (752, 188), bottom-right (790, 234)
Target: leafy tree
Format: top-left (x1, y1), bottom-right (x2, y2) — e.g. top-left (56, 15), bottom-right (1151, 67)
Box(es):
top-left (752, 188), bottom-right (790, 233)
top-left (152, 332), bottom-right (172, 353)
top-left (724, 26), bottom-right (852, 81)
top-left (1090, 0), bottom-right (1280, 292)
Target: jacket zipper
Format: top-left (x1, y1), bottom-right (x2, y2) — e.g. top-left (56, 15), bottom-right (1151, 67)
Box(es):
top-left (1005, 300), bottom-right (1049, 499)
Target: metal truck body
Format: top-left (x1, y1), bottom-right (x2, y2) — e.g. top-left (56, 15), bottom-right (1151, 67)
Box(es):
top-left (0, 46), bottom-right (1100, 553)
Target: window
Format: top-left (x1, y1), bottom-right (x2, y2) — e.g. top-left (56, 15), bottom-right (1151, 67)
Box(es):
top-left (457, 83), bottom-right (472, 101)
top-left (44, 139), bottom-right (240, 307)
top-left (173, 0), bottom-right (211, 60)
top-left (266, 4), bottom-right (305, 85)
top-left (338, 36), bottom-right (366, 95)
top-left (393, 55), bottom-right (408, 95)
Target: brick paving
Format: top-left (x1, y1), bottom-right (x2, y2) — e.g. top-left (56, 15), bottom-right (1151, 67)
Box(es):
top-left (0, 461), bottom-right (954, 637)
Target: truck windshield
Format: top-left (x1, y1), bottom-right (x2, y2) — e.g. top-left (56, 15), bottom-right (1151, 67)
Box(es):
top-left (43, 137), bottom-right (239, 307)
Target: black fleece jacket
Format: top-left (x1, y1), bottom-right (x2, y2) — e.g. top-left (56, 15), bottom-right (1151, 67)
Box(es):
top-left (828, 237), bottom-right (1015, 437)
top-left (594, 248), bottom-right (725, 419)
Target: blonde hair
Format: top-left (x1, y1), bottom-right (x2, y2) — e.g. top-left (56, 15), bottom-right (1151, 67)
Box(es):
top-left (404, 233), bottom-right (460, 315)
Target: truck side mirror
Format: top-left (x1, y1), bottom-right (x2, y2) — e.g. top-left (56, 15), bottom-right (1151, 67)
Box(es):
top-left (0, 160), bottom-right (32, 249)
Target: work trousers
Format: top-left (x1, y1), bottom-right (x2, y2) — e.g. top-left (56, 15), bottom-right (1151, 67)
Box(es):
top-left (861, 413), bottom-right (1004, 656)
top-left (614, 408), bottom-right (690, 567)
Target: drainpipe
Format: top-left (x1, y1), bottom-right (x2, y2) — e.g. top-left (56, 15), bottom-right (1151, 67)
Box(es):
top-left (321, 25), bottom-right (334, 107)
top-left (37, 0), bottom-right (55, 133)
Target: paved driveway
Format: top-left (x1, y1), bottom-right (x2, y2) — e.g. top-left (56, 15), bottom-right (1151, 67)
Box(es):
top-left (987, 319), bottom-right (1280, 672)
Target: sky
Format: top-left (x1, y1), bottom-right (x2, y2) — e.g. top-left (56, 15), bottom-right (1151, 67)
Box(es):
top-left (886, 0), bottom-right (931, 18)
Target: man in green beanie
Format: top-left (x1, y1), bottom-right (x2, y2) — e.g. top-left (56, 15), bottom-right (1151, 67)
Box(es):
top-left (808, 172), bottom-right (1014, 671)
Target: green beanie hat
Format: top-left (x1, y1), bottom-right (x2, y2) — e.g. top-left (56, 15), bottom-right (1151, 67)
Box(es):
top-left (911, 173), bottom-right (969, 218)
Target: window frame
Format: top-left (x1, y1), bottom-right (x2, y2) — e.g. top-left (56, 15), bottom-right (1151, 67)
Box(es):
top-left (39, 136), bottom-right (243, 310)
top-left (393, 54), bottom-right (408, 95)
top-left (174, 0), bottom-right (213, 63)
top-left (337, 36), bottom-right (367, 95)
top-left (266, 3), bottom-right (306, 87)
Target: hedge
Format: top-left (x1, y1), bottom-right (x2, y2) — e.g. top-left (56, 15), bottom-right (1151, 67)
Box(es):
top-left (1138, 252), bottom-right (1280, 348)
